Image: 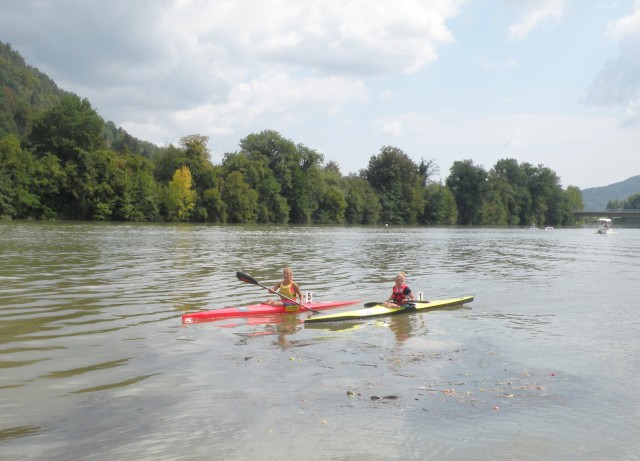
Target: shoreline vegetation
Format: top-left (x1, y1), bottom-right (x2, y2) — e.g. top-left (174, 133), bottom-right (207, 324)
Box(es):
top-left (0, 115), bottom-right (586, 226)
top-left (2, 41), bottom-right (637, 226)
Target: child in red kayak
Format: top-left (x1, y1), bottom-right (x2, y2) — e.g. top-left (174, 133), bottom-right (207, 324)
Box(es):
top-left (383, 272), bottom-right (415, 307)
top-left (265, 267), bottom-right (303, 307)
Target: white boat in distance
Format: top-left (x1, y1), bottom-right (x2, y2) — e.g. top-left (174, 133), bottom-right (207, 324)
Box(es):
top-left (597, 218), bottom-right (617, 235)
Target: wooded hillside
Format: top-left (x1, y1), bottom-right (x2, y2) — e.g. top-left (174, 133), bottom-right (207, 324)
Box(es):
top-left (0, 41), bottom-right (587, 225)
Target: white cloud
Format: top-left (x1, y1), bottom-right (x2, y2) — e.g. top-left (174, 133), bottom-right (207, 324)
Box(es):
top-left (123, 71), bottom-right (369, 147)
top-left (379, 113), bottom-right (421, 138)
top-left (152, 0), bottom-right (461, 76)
top-left (478, 57), bottom-right (519, 70)
top-left (0, 0), bottom-right (463, 148)
top-left (606, 5), bottom-right (640, 41)
top-left (623, 96), bottom-right (640, 127)
top-left (506, 0), bottom-right (566, 40)
top-left (505, 128), bottom-right (526, 148)
top-left (587, 4), bottom-right (640, 126)
top-left (382, 120), bottom-right (404, 137)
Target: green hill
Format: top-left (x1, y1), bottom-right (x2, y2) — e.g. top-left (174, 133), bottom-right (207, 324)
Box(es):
top-left (581, 175), bottom-right (640, 210)
top-left (0, 41), bottom-right (162, 158)
top-left (0, 42), bottom-right (71, 138)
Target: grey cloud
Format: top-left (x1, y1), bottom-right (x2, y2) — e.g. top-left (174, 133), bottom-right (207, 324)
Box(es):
top-left (2, 1), bottom-right (230, 118)
top-left (587, 40), bottom-right (640, 109)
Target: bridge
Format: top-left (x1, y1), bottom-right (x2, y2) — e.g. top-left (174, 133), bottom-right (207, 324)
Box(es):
top-left (573, 209), bottom-right (640, 218)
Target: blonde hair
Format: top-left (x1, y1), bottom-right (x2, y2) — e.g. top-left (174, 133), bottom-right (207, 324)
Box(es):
top-left (395, 272), bottom-right (406, 281)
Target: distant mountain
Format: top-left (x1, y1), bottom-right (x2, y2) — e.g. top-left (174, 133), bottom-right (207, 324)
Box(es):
top-left (581, 175), bottom-right (640, 210)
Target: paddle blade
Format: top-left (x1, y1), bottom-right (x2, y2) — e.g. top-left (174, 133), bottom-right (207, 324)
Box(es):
top-left (236, 271), bottom-right (259, 286)
top-left (364, 301), bottom-right (384, 308)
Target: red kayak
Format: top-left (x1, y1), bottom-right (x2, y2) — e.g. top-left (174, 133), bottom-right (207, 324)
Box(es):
top-left (182, 300), bottom-right (359, 324)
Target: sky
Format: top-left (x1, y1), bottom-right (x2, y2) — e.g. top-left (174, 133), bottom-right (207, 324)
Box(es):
top-left (2, 0), bottom-right (640, 190)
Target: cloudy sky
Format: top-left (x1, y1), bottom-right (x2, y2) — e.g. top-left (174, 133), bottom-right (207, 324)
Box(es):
top-left (2, 0), bottom-right (640, 189)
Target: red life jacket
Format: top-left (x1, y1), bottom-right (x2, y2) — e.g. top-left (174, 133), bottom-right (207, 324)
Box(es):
top-left (392, 284), bottom-right (410, 303)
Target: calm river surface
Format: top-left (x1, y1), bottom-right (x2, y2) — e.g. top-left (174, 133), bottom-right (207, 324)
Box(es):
top-left (1, 221), bottom-right (639, 461)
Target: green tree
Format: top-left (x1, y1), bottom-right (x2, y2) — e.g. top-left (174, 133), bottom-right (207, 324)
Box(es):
top-left (623, 192), bottom-right (640, 209)
top-left (437, 185), bottom-right (458, 224)
top-left (0, 134), bottom-right (40, 218)
top-left (343, 175), bottom-right (382, 224)
top-left (202, 186), bottom-right (227, 223)
top-left (45, 148), bottom-right (122, 220)
top-left (222, 171), bottom-right (258, 223)
top-left (525, 165), bottom-right (566, 225)
top-left (32, 153), bottom-right (66, 219)
top-left (291, 144), bottom-right (324, 223)
top-left (489, 158), bottom-right (537, 225)
top-left (180, 135), bottom-right (216, 191)
top-left (154, 143), bottom-right (187, 184)
top-left (85, 149), bottom-right (120, 220)
top-left (25, 95), bottom-right (110, 219)
top-left (112, 154), bottom-right (160, 221)
top-left (563, 186), bottom-right (583, 224)
top-left (180, 135), bottom-right (224, 222)
top-left (222, 150), bottom-right (289, 223)
top-left (446, 159), bottom-right (487, 225)
top-left (239, 130), bottom-right (323, 223)
top-left (316, 187), bottom-right (347, 223)
top-left (30, 94), bottom-right (105, 162)
top-left (485, 178), bottom-right (514, 224)
top-left (239, 130), bottom-right (298, 218)
top-left (421, 183), bottom-right (458, 224)
top-left (479, 184), bottom-right (509, 225)
top-left (362, 146), bottom-right (425, 224)
top-left (0, 170), bottom-right (13, 217)
top-left (607, 199), bottom-right (623, 210)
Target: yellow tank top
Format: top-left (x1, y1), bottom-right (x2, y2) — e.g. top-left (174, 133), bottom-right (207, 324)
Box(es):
top-left (279, 282), bottom-right (296, 300)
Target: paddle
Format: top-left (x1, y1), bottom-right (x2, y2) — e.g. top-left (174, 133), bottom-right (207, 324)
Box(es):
top-left (235, 271), bottom-right (321, 314)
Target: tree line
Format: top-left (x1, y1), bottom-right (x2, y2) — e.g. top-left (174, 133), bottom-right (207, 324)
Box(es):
top-left (607, 193), bottom-right (640, 210)
top-left (0, 94), bottom-right (584, 225)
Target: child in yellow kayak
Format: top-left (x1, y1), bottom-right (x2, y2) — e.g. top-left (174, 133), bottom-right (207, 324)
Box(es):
top-left (383, 272), bottom-right (415, 307)
top-left (264, 267), bottom-right (303, 307)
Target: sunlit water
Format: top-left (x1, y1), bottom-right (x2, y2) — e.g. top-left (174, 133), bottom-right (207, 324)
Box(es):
top-left (1, 221), bottom-right (639, 460)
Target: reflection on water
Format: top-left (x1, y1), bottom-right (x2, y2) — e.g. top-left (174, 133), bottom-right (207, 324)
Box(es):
top-left (1, 222), bottom-right (640, 460)
top-left (0, 425), bottom-right (42, 442)
top-left (72, 373), bottom-right (161, 394)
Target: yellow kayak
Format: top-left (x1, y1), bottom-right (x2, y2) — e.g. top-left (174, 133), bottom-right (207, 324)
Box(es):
top-left (303, 296), bottom-right (474, 323)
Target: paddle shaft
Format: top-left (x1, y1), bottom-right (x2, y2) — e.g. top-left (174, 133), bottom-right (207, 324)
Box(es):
top-left (236, 271), bottom-right (320, 314)
top-left (363, 300), bottom-right (426, 308)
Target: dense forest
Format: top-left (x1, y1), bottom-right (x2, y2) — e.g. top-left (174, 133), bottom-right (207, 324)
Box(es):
top-left (1, 41), bottom-right (585, 225)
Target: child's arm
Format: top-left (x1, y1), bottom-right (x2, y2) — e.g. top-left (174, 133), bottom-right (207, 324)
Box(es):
top-left (406, 288), bottom-right (415, 300)
top-left (269, 282), bottom-right (280, 294)
top-left (293, 283), bottom-right (303, 302)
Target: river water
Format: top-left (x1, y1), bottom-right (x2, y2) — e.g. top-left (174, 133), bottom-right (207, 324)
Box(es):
top-left (1, 221), bottom-right (638, 461)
